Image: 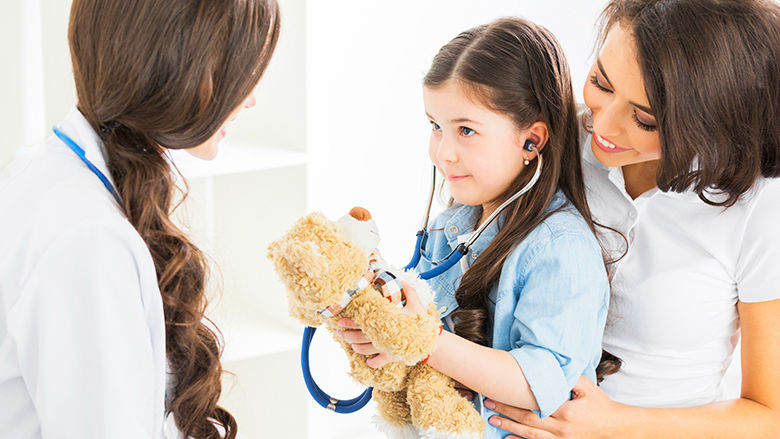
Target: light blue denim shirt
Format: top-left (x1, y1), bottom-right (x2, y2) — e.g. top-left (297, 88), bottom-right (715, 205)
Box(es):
top-left (417, 190), bottom-right (609, 436)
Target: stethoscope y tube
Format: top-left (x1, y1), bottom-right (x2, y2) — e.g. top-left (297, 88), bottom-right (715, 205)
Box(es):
top-left (405, 145), bottom-right (543, 277)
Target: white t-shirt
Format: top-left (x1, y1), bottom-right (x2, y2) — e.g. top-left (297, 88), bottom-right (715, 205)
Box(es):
top-left (582, 134), bottom-right (780, 408)
top-left (0, 108), bottom-right (174, 438)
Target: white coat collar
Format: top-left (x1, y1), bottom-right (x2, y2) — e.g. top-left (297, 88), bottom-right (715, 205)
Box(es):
top-left (54, 106), bottom-right (118, 194)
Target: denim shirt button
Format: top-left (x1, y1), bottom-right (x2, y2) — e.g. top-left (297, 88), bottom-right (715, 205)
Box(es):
top-left (471, 252), bottom-right (478, 260)
top-left (448, 225), bottom-right (459, 234)
top-left (438, 305), bottom-right (448, 313)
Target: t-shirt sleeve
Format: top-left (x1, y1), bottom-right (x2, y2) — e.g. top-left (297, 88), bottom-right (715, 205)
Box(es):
top-left (736, 180), bottom-right (780, 303)
top-left (9, 220), bottom-right (161, 438)
top-left (507, 230), bottom-right (610, 418)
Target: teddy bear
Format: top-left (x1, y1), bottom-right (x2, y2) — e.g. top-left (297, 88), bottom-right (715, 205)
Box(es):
top-left (268, 207), bottom-right (485, 439)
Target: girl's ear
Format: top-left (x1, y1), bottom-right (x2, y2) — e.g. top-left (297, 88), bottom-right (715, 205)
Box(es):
top-left (517, 120), bottom-right (549, 161)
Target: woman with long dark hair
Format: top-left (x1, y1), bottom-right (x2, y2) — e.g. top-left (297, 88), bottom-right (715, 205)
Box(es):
top-left (0, 1), bottom-right (279, 438)
top-left (486, 1), bottom-right (780, 437)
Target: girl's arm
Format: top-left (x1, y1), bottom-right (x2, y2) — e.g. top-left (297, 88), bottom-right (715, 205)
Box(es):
top-left (342, 230), bottom-right (609, 416)
top-left (487, 298), bottom-right (780, 439)
top-left (427, 329), bottom-right (539, 410)
top-left (340, 300), bottom-right (538, 410)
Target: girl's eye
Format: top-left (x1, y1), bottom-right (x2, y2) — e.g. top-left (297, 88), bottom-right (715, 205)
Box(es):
top-left (460, 127), bottom-right (476, 137)
top-left (430, 121), bottom-right (441, 131)
top-left (589, 74), bottom-right (612, 94)
top-left (632, 111), bottom-right (658, 132)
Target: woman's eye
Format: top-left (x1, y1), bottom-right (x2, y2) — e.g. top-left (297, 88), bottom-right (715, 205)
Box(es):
top-left (430, 121), bottom-right (441, 131)
top-left (589, 74), bottom-right (612, 93)
top-left (632, 111), bottom-right (658, 132)
top-left (460, 127), bottom-right (476, 137)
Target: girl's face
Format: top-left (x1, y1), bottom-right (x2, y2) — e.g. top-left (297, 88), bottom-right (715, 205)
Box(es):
top-left (186, 91), bottom-right (257, 160)
top-left (424, 80), bottom-right (531, 214)
top-left (583, 24), bottom-right (661, 168)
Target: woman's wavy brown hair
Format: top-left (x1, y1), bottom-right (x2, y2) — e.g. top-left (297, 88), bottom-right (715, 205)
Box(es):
top-left (597, 0), bottom-right (780, 207)
top-left (424, 18), bottom-right (620, 382)
top-left (68, 0), bottom-right (280, 437)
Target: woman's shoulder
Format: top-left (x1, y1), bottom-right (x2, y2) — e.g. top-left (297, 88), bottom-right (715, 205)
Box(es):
top-left (0, 137), bottom-right (150, 280)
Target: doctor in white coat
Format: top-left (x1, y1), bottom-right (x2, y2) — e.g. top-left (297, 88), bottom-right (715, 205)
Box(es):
top-left (0, 1), bottom-right (280, 438)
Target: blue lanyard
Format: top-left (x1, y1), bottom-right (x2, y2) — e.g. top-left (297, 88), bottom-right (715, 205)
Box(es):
top-left (53, 127), bottom-right (122, 205)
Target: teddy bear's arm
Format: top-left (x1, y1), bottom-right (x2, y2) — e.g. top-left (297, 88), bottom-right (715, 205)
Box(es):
top-left (347, 289), bottom-right (441, 366)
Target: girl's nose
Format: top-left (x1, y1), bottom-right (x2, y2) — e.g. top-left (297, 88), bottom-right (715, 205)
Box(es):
top-left (436, 135), bottom-right (458, 164)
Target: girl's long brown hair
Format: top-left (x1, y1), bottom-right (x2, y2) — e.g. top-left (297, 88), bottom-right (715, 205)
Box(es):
top-left (68, 1), bottom-right (280, 437)
top-left (424, 18), bottom-right (620, 381)
top-left (598, 0), bottom-right (780, 207)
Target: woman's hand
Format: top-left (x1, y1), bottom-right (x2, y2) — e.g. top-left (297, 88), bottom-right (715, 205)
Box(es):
top-left (337, 280), bottom-right (428, 368)
top-left (484, 375), bottom-right (628, 439)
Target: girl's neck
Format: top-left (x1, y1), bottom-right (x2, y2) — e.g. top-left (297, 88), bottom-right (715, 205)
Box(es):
top-left (621, 160), bottom-right (660, 199)
top-left (478, 204), bottom-right (495, 230)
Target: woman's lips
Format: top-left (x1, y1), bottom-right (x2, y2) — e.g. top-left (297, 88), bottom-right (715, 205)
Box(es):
top-left (447, 174), bottom-right (468, 182)
top-left (594, 133), bottom-right (631, 153)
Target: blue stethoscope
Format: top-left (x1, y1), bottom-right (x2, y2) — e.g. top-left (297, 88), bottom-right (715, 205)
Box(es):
top-left (53, 126), bottom-right (122, 205)
top-left (301, 142), bottom-right (542, 413)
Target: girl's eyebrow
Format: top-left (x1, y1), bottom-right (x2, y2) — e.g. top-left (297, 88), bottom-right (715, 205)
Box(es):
top-left (425, 112), bottom-right (482, 125)
top-left (596, 58), bottom-right (655, 116)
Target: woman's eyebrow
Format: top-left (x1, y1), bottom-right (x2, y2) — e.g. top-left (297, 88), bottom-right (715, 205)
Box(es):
top-left (597, 58), bottom-right (655, 116)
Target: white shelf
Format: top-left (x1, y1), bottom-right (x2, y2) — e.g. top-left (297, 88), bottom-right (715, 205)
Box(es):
top-left (167, 143), bottom-right (308, 179)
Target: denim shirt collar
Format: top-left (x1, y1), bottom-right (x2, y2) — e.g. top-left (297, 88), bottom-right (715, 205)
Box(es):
top-left (440, 203), bottom-right (501, 261)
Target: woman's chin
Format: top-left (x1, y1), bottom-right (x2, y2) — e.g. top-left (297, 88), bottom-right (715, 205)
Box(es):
top-left (185, 141), bottom-right (219, 160)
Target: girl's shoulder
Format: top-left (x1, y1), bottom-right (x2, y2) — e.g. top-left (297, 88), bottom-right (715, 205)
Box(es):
top-left (506, 193), bottom-right (602, 271)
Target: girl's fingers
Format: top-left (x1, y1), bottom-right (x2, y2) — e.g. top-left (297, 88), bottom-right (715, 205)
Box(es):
top-left (399, 281), bottom-right (422, 308)
top-left (337, 317), bottom-right (361, 329)
top-left (337, 329), bottom-right (369, 343)
top-left (366, 352), bottom-right (393, 369)
top-left (350, 342), bottom-right (381, 356)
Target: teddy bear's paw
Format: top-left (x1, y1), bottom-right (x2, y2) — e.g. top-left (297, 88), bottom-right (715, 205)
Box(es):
top-left (417, 428), bottom-right (482, 439)
top-left (372, 414), bottom-right (420, 439)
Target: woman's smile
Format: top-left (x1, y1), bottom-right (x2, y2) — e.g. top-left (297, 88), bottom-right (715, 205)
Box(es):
top-left (593, 132), bottom-right (631, 153)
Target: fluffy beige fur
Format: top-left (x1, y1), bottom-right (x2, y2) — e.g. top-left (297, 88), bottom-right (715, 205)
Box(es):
top-left (268, 211), bottom-right (484, 438)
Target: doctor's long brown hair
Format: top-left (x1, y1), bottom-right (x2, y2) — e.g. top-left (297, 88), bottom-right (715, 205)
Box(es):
top-left (425, 18), bottom-right (620, 382)
top-left (68, 0), bottom-right (280, 437)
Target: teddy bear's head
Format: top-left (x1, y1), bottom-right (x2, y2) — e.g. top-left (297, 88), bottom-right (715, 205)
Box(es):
top-left (268, 211), bottom-right (372, 326)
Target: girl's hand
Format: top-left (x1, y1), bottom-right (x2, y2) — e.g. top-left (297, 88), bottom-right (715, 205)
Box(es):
top-left (484, 375), bottom-right (626, 439)
top-left (337, 280), bottom-right (429, 368)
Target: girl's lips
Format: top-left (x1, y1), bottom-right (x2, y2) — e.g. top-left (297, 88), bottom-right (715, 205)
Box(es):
top-left (447, 174), bottom-right (468, 182)
top-left (594, 133), bottom-right (631, 153)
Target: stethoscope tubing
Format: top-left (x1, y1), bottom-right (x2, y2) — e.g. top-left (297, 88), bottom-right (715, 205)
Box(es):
top-left (53, 126), bottom-right (122, 206)
top-left (406, 147), bottom-right (543, 273)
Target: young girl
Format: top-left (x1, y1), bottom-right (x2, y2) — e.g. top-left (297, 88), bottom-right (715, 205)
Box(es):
top-left (0, 1), bottom-right (279, 438)
top-left (340, 18), bottom-right (610, 438)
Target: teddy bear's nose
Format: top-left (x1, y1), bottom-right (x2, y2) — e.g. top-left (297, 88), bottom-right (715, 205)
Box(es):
top-left (349, 206), bottom-right (372, 221)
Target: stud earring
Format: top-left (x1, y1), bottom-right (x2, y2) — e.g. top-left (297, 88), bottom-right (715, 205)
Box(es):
top-left (523, 155), bottom-right (530, 166)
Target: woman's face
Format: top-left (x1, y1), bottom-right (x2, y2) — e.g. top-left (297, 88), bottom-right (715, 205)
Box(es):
top-left (186, 91), bottom-right (257, 160)
top-left (583, 24), bottom-right (661, 168)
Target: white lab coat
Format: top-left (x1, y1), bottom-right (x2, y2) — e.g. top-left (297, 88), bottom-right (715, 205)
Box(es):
top-left (0, 108), bottom-right (176, 438)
